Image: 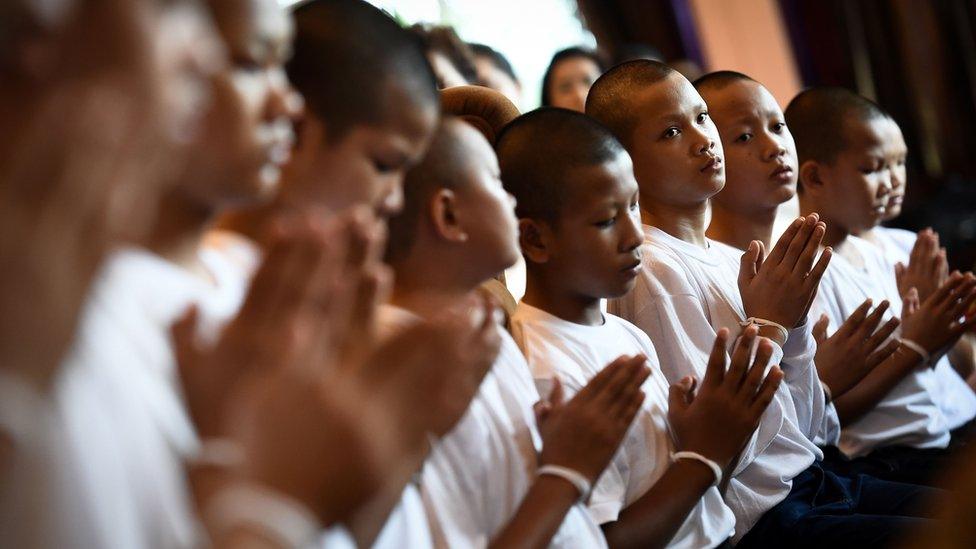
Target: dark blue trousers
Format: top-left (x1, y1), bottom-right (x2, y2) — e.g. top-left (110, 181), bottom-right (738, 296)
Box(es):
top-left (736, 462), bottom-right (942, 548)
top-left (818, 419), bottom-right (976, 487)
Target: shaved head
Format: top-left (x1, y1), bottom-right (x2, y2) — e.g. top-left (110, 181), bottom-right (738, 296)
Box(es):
top-left (585, 59), bottom-right (675, 147)
top-left (497, 107), bottom-right (626, 224)
top-left (385, 118), bottom-right (491, 262)
top-left (785, 86), bottom-right (888, 166)
top-left (693, 70), bottom-right (756, 93)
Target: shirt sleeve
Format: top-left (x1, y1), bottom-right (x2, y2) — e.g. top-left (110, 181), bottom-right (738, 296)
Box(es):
top-left (779, 320), bottom-right (828, 443)
top-left (610, 264), bottom-right (782, 477)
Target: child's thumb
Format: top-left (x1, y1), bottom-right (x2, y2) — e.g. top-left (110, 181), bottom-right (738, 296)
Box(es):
top-left (548, 376), bottom-right (564, 407)
top-left (895, 262), bottom-right (906, 282)
top-left (668, 376), bottom-right (695, 410)
top-left (813, 314), bottom-right (829, 344)
top-left (902, 287), bottom-right (920, 316)
top-left (739, 241), bottom-right (760, 287)
top-left (533, 400), bottom-right (552, 424)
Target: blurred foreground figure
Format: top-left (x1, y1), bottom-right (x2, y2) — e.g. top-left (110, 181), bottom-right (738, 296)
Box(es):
top-left (0, 0), bottom-right (223, 546)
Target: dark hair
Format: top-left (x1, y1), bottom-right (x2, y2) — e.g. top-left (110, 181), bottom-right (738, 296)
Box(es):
top-left (410, 24), bottom-right (479, 86)
top-left (287, 0), bottom-right (438, 143)
top-left (469, 42), bottom-right (518, 84)
top-left (693, 70), bottom-right (756, 92)
top-left (540, 47), bottom-right (605, 106)
top-left (785, 86), bottom-right (889, 166)
top-left (496, 107), bottom-right (626, 225)
top-left (585, 59), bottom-right (675, 148)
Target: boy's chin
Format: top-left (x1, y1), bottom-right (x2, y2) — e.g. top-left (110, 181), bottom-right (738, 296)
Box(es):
top-left (882, 207), bottom-right (902, 223)
top-left (604, 278), bottom-right (638, 299)
top-left (768, 185), bottom-right (796, 206)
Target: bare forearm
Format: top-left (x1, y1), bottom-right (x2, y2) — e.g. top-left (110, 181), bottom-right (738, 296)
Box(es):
top-left (488, 476), bottom-right (580, 549)
top-left (601, 460), bottom-right (714, 549)
top-left (834, 350), bottom-right (921, 424)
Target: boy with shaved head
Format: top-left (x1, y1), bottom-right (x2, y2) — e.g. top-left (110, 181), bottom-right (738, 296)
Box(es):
top-left (586, 60), bottom-right (940, 546)
top-left (501, 107), bottom-right (787, 548)
top-left (856, 113), bottom-right (976, 445)
top-left (207, 2), bottom-right (478, 547)
top-left (786, 87), bottom-right (976, 485)
top-left (694, 71), bottom-right (903, 451)
top-left (384, 117), bottom-right (651, 548)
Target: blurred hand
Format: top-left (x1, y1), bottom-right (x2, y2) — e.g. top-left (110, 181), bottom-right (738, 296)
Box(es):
top-left (895, 229), bottom-right (948, 302)
top-left (365, 294), bottom-right (501, 443)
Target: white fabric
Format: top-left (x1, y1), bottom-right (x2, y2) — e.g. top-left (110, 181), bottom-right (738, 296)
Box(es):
top-left (811, 235), bottom-right (950, 456)
top-left (52, 246), bottom-right (250, 549)
top-left (320, 526), bottom-right (357, 549)
top-left (511, 303), bottom-right (735, 548)
top-left (0, 370), bottom-right (94, 548)
top-left (866, 226), bottom-right (976, 430)
top-left (608, 224), bottom-right (822, 541)
top-left (370, 484), bottom-right (434, 549)
top-left (379, 305), bottom-right (607, 549)
top-left (64, 246), bottom-right (246, 547)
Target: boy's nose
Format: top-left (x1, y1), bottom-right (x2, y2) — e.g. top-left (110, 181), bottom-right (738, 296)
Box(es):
top-left (378, 180), bottom-right (405, 217)
top-left (269, 74), bottom-right (304, 119)
top-left (696, 136), bottom-right (715, 155)
top-left (764, 137), bottom-right (786, 161)
top-left (621, 209), bottom-right (643, 251)
top-left (878, 173), bottom-right (893, 197)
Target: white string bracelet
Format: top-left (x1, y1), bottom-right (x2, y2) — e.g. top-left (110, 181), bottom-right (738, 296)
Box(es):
top-left (537, 464), bottom-right (592, 502)
top-left (205, 482), bottom-right (321, 549)
top-left (671, 451), bottom-right (723, 488)
top-left (899, 338), bottom-right (931, 365)
top-left (739, 317), bottom-right (789, 343)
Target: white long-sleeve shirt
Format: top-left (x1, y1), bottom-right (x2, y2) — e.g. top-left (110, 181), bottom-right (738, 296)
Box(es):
top-left (811, 235), bottom-right (950, 457)
top-left (863, 226), bottom-right (976, 431)
top-left (609, 224), bottom-right (823, 540)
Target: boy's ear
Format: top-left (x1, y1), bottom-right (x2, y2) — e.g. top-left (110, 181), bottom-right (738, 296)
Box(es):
top-left (518, 218), bottom-right (553, 264)
top-left (429, 188), bottom-right (468, 243)
top-left (798, 160), bottom-right (828, 196)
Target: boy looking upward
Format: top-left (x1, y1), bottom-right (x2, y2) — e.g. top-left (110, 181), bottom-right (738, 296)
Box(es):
top-left (695, 71), bottom-right (902, 448)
